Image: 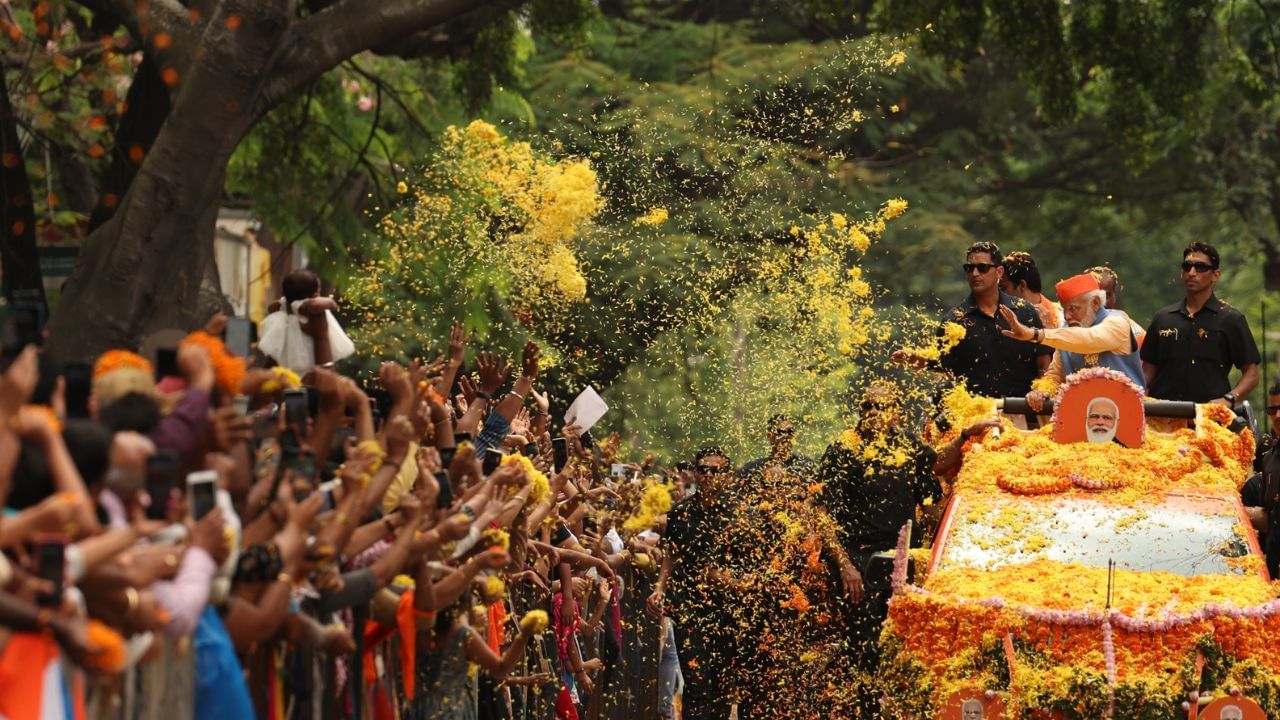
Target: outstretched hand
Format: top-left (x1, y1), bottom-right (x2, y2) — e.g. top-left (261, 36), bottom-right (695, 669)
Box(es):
top-left (476, 352), bottom-right (510, 396)
top-left (997, 305), bottom-right (1036, 342)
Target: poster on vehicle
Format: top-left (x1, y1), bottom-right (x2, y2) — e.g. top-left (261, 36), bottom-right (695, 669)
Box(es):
top-left (1198, 696), bottom-right (1266, 720)
top-left (1051, 370), bottom-right (1146, 448)
top-left (937, 686), bottom-right (1007, 719)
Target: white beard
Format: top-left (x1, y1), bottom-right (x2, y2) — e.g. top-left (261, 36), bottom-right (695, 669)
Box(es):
top-left (1088, 426), bottom-right (1117, 444)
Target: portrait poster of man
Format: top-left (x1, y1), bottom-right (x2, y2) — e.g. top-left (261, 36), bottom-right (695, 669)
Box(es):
top-left (939, 687), bottom-right (1006, 720)
top-left (1198, 696), bottom-right (1266, 720)
top-left (1051, 370), bottom-right (1146, 448)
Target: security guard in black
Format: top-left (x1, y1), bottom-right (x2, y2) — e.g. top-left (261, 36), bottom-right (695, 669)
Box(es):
top-left (940, 291), bottom-right (1051, 398)
top-left (1141, 295), bottom-right (1260, 403)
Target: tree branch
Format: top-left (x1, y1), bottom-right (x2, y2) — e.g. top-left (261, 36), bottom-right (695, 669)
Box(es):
top-left (71, 0), bottom-right (196, 85)
top-left (263, 0), bottom-right (503, 107)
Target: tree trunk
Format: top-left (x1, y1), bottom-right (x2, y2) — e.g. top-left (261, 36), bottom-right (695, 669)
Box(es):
top-left (0, 70), bottom-right (47, 309)
top-left (88, 57), bottom-right (172, 231)
top-left (45, 4), bottom-right (281, 362)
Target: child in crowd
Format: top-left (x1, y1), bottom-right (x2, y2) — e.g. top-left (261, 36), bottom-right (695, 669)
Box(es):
top-left (259, 270), bottom-right (356, 373)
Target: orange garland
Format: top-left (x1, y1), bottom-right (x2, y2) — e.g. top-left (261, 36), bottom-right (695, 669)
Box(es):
top-left (881, 404), bottom-right (1276, 716)
top-left (83, 619), bottom-right (126, 673)
top-left (180, 330), bottom-right (245, 397)
top-left (92, 350), bottom-right (152, 380)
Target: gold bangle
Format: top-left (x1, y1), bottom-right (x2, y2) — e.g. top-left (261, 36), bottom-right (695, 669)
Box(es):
top-left (124, 587), bottom-right (139, 616)
top-left (277, 572), bottom-right (294, 585)
top-left (164, 553), bottom-right (179, 568)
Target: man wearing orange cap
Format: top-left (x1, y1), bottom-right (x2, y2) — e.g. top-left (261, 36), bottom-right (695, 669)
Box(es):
top-left (999, 272), bottom-right (1145, 412)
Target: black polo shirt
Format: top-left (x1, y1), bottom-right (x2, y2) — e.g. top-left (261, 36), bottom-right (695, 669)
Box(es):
top-left (661, 493), bottom-right (738, 612)
top-left (1140, 295), bottom-right (1260, 403)
top-left (939, 291), bottom-right (1051, 398)
top-left (815, 433), bottom-right (940, 554)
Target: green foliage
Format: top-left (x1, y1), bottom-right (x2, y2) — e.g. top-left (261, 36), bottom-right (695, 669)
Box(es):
top-left (2, 1), bottom-right (134, 226)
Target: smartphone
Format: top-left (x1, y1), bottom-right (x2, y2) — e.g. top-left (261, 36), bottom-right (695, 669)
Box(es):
top-left (62, 362), bottom-right (92, 419)
top-left (287, 448), bottom-right (317, 483)
top-left (224, 316), bottom-right (252, 357)
top-left (482, 448), bottom-right (502, 475)
top-left (454, 432), bottom-right (473, 445)
top-left (523, 442), bottom-right (538, 457)
top-left (154, 347), bottom-right (179, 381)
top-left (251, 402), bottom-right (280, 439)
top-left (579, 431), bottom-right (594, 450)
top-left (145, 452), bottom-right (179, 520)
top-left (0, 303), bottom-right (42, 372)
top-left (231, 395), bottom-right (251, 416)
top-left (434, 470), bottom-right (453, 508)
top-left (317, 479), bottom-right (340, 512)
top-left (438, 446), bottom-right (456, 469)
top-left (553, 438), bottom-right (568, 473)
top-left (35, 534), bottom-right (65, 608)
top-left (187, 470), bottom-right (219, 521)
top-left (610, 463), bottom-right (627, 479)
top-left (283, 389), bottom-right (308, 436)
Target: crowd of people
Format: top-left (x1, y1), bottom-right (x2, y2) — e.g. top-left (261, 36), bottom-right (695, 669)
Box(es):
top-left (0, 236), bottom-right (1272, 720)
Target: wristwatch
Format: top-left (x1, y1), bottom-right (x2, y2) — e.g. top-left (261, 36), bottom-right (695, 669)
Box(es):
top-left (1224, 392), bottom-right (1237, 407)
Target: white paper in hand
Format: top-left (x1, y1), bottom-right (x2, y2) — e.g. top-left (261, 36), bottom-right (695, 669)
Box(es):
top-left (564, 386), bottom-right (609, 431)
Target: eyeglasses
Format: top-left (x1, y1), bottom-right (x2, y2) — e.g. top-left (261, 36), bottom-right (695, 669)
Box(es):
top-left (962, 263), bottom-right (997, 275)
top-left (1268, 405), bottom-right (1280, 415)
top-left (1181, 261), bottom-right (1216, 273)
top-left (696, 465), bottom-right (729, 475)
top-left (861, 400), bottom-right (889, 411)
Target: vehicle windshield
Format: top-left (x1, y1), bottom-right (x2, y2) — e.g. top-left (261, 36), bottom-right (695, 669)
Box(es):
top-left (937, 494), bottom-right (1252, 577)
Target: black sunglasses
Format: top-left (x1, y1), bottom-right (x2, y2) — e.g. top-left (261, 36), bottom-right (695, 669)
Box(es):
top-left (962, 263), bottom-right (998, 275)
top-left (1267, 405), bottom-right (1280, 415)
top-left (1181, 261), bottom-right (1216, 273)
top-left (861, 400), bottom-right (889, 411)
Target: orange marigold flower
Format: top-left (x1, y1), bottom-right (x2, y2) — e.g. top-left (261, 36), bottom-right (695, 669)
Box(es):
top-left (24, 405), bottom-right (62, 434)
top-left (84, 619), bottom-right (127, 673)
top-left (93, 350), bottom-right (152, 380)
top-left (180, 330), bottom-right (245, 397)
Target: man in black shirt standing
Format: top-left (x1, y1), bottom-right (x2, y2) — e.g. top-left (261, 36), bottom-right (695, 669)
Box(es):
top-left (815, 382), bottom-right (942, 715)
top-left (896, 241), bottom-right (1051, 398)
top-left (647, 447), bottom-right (750, 719)
top-left (1141, 242), bottom-right (1260, 405)
top-left (738, 414), bottom-right (815, 490)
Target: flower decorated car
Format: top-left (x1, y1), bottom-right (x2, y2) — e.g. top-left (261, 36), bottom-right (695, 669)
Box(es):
top-left (880, 369), bottom-right (1275, 719)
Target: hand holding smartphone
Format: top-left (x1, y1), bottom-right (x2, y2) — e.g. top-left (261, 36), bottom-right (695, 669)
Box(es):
top-left (482, 448), bottom-right (502, 475)
top-left (552, 438), bottom-right (568, 473)
top-left (187, 470), bottom-right (219, 521)
top-left (35, 534), bottom-right (66, 608)
top-left (283, 389), bottom-right (309, 438)
top-left (145, 452), bottom-right (180, 520)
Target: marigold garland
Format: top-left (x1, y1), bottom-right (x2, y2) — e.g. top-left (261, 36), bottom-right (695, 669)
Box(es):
top-left (24, 404), bottom-right (62, 434)
top-left (84, 619), bottom-right (127, 673)
top-left (259, 366), bottom-right (301, 395)
top-left (179, 331), bottom-right (245, 397)
top-left (882, 399), bottom-right (1274, 717)
top-left (520, 609), bottom-right (549, 634)
top-left (499, 452), bottom-right (550, 505)
top-left (622, 480), bottom-right (673, 532)
top-left (92, 350), bottom-right (152, 380)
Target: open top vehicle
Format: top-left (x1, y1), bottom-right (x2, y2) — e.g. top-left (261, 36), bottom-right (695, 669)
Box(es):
top-left (880, 368), bottom-right (1276, 719)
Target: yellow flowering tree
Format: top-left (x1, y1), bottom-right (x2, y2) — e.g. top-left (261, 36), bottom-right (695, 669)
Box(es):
top-left (345, 120), bottom-right (602, 359)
